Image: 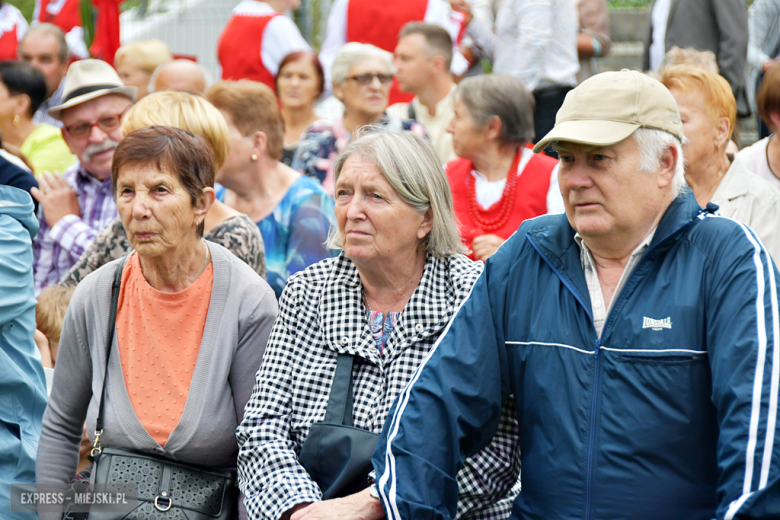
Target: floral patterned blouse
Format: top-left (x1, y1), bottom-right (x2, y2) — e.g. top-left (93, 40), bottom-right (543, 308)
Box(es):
top-left (218, 175), bottom-right (335, 299)
top-left (290, 113), bottom-right (427, 196)
top-left (366, 309), bottom-right (401, 354)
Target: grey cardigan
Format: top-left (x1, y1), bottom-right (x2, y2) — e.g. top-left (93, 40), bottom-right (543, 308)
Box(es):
top-left (36, 242), bottom-right (278, 492)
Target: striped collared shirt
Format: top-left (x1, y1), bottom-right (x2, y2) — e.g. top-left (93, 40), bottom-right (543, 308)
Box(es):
top-left (33, 162), bottom-right (117, 295)
top-left (575, 228), bottom-right (656, 337)
top-left (34, 79), bottom-right (65, 129)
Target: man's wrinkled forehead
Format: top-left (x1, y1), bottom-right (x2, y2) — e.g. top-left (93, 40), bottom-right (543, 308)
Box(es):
top-left (60, 93), bottom-right (132, 124)
top-left (552, 137), bottom-right (631, 155)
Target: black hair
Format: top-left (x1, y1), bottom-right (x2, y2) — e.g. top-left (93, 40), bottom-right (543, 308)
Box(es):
top-left (0, 61), bottom-right (48, 117)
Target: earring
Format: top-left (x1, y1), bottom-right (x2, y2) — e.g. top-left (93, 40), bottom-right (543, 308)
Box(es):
top-left (251, 154), bottom-right (258, 161)
top-left (13, 115), bottom-right (19, 126)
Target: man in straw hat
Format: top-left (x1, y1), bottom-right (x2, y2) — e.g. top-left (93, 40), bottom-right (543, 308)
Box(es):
top-left (362, 70), bottom-right (780, 520)
top-left (30, 59), bottom-right (136, 295)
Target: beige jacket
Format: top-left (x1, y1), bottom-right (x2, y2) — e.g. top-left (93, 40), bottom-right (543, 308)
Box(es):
top-left (711, 156), bottom-right (780, 263)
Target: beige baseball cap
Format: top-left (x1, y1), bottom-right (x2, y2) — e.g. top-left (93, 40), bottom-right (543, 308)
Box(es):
top-left (533, 69), bottom-right (684, 153)
top-left (48, 59), bottom-right (137, 121)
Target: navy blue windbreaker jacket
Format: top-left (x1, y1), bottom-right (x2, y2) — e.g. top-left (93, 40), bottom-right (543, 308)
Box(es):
top-left (372, 189), bottom-right (780, 520)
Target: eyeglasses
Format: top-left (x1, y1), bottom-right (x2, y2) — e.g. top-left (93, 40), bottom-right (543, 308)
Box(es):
top-left (346, 73), bottom-right (393, 86)
top-left (63, 109), bottom-right (128, 138)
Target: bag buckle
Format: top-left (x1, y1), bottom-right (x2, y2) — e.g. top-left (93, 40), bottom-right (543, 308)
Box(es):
top-left (90, 429), bottom-right (103, 457)
top-left (154, 492), bottom-right (172, 512)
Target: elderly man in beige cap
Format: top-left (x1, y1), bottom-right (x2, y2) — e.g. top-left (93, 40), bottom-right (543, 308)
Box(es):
top-left (366, 69), bottom-right (780, 520)
top-left (30, 59), bottom-right (136, 295)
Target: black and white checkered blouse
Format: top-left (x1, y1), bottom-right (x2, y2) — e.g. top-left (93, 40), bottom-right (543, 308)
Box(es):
top-left (237, 252), bottom-right (521, 520)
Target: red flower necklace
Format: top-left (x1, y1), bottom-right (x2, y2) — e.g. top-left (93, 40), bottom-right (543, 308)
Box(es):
top-left (466, 148), bottom-right (522, 232)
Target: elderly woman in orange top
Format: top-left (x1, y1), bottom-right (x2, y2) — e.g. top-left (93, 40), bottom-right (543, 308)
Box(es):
top-left (36, 126), bottom-right (278, 520)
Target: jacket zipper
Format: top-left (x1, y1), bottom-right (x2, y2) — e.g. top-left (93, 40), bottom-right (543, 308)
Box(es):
top-left (585, 337), bottom-right (601, 520)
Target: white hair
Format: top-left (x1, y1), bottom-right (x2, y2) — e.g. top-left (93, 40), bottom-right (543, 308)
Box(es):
top-left (327, 131), bottom-right (466, 258)
top-left (330, 42), bottom-right (395, 86)
top-left (633, 127), bottom-right (687, 197)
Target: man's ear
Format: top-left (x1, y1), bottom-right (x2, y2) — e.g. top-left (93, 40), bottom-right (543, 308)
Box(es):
top-left (60, 127), bottom-right (76, 155)
top-left (431, 54), bottom-right (447, 76)
top-left (656, 143), bottom-right (679, 189)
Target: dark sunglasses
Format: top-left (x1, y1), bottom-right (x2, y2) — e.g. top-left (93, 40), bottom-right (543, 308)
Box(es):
top-left (346, 73), bottom-right (394, 85)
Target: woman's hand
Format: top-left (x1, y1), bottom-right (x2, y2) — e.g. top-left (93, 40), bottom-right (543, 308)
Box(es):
top-left (31, 172), bottom-right (81, 229)
top-left (290, 489), bottom-right (385, 520)
top-left (472, 234), bottom-right (505, 262)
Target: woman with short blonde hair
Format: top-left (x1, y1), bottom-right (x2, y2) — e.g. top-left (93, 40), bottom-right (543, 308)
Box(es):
top-left (60, 91), bottom-right (267, 285)
top-left (114, 39), bottom-right (173, 99)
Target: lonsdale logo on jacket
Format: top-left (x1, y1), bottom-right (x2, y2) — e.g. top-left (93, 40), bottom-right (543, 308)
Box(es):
top-left (642, 317), bottom-right (672, 330)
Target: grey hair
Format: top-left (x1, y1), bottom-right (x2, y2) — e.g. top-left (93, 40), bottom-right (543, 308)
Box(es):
top-left (456, 74), bottom-right (535, 146)
top-left (326, 131), bottom-right (466, 258)
top-left (331, 42), bottom-right (395, 86)
top-left (633, 127), bottom-right (687, 197)
top-left (21, 23), bottom-right (69, 63)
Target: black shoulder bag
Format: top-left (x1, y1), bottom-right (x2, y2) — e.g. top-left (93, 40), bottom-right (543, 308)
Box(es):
top-left (86, 257), bottom-right (238, 520)
top-left (298, 354), bottom-right (379, 499)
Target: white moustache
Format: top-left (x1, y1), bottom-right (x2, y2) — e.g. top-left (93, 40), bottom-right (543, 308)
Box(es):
top-left (83, 139), bottom-right (120, 162)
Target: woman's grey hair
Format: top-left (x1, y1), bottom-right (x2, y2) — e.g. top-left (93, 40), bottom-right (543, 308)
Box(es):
top-left (456, 74), bottom-right (535, 146)
top-left (633, 127), bottom-right (687, 197)
top-left (326, 131), bottom-right (466, 258)
top-left (331, 42), bottom-right (395, 86)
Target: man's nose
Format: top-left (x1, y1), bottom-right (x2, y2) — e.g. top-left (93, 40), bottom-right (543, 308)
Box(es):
top-left (89, 124), bottom-right (109, 143)
top-left (565, 163), bottom-right (594, 190)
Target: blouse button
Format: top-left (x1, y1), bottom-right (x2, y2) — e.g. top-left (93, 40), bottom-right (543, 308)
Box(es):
top-left (415, 324), bottom-right (424, 333)
top-left (341, 336), bottom-right (350, 345)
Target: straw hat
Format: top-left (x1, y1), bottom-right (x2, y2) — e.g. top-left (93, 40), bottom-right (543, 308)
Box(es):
top-left (533, 69), bottom-right (684, 153)
top-left (47, 59), bottom-right (137, 121)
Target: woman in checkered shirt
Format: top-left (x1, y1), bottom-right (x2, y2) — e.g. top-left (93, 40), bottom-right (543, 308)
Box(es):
top-left (237, 131), bottom-right (521, 520)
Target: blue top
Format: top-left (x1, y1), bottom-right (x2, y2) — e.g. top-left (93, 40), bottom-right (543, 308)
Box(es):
top-left (225, 175), bottom-right (335, 298)
top-left (373, 189), bottom-right (780, 520)
top-left (0, 185), bottom-right (46, 518)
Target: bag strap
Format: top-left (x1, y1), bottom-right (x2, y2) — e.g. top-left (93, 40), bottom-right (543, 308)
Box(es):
top-left (323, 354), bottom-right (356, 427)
top-left (407, 103), bottom-right (416, 121)
top-left (91, 256), bottom-right (129, 457)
